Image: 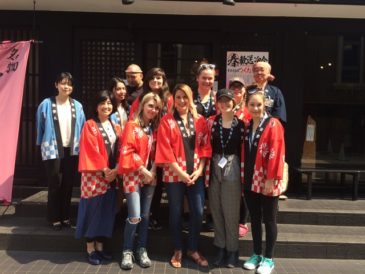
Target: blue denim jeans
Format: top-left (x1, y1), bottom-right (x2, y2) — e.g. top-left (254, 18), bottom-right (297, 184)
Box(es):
top-left (166, 177), bottom-right (205, 251)
top-left (123, 184), bottom-right (155, 251)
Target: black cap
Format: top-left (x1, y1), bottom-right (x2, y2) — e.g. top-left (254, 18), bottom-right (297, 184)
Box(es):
top-left (216, 88), bottom-right (234, 101)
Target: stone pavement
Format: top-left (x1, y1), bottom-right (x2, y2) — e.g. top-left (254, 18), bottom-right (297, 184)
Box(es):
top-left (0, 250), bottom-right (364, 274)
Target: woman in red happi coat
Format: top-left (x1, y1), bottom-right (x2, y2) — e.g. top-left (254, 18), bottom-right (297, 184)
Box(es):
top-left (76, 90), bottom-right (121, 265)
top-left (129, 67), bottom-right (173, 231)
top-left (242, 89), bottom-right (285, 274)
top-left (118, 92), bottom-right (162, 270)
top-left (155, 83), bottom-right (212, 268)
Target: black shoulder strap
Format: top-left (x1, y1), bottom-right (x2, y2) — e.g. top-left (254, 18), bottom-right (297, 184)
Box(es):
top-left (69, 98), bottom-right (76, 154)
top-left (94, 118), bottom-right (118, 168)
top-left (50, 97), bottom-right (64, 158)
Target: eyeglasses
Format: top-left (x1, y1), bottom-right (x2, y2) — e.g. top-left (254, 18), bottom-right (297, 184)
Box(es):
top-left (197, 63), bottom-right (216, 74)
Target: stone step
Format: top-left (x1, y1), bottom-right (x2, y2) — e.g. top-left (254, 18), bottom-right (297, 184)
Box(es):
top-left (11, 190), bottom-right (365, 226)
top-left (0, 216), bottom-right (364, 259)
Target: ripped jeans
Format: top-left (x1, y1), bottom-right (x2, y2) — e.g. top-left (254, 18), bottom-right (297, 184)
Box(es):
top-left (123, 184), bottom-right (155, 251)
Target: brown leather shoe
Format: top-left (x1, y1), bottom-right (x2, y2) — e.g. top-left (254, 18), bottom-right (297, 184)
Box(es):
top-left (187, 250), bottom-right (208, 267)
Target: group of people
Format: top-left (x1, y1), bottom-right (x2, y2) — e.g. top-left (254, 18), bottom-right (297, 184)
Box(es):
top-left (36, 60), bottom-right (286, 274)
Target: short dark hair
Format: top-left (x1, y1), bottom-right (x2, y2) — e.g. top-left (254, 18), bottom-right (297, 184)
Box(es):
top-left (91, 90), bottom-right (115, 119)
top-left (55, 72), bottom-right (73, 86)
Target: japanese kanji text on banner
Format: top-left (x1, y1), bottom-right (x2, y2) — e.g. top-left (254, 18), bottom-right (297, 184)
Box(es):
top-left (226, 51), bottom-right (269, 87)
top-left (0, 41), bottom-right (31, 204)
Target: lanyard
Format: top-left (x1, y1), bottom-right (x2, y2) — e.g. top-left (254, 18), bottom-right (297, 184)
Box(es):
top-left (247, 113), bottom-right (269, 151)
top-left (219, 116), bottom-right (235, 156)
top-left (195, 91), bottom-right (215, 116)
top-left (139, 121), bottom-right (152, 136)
top-left (174, 110), bottom-right (195, 138)
top-left (198, 94), bottom-right (211, 114)
top-left (138, 122), bottom-right (153, 167)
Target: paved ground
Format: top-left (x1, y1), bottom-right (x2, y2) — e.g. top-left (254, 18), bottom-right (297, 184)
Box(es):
top-left (0, 250), bottom-right (364, 274)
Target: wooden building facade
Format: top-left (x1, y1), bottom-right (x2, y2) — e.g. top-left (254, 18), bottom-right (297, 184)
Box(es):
top-left (1, 3), bottom-right (365, 192)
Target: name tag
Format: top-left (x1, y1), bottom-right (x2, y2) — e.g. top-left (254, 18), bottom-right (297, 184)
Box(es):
top-left (218, 156), bottom-right (228, 169)
top-left (265, 98), bottom-right (274, 108)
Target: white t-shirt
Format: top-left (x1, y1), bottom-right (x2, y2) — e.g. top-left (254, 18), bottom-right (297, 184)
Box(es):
top-left (56, 100), bottom-right (72, 147)
top-left (102, 120), bottom-right (117, 151)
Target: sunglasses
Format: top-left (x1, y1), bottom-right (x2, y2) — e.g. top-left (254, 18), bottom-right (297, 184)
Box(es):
top-left (197, 63), bottom-right (216, 73)
top-left (247, 88), bottom-right (265, 95)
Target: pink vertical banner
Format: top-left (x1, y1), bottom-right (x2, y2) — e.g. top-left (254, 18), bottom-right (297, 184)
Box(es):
top-left (0, 41), bottom-right (31, 204)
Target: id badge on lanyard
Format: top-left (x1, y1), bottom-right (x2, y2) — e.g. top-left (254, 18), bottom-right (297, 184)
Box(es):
top-left (218, 156), bottom-right (228, 168)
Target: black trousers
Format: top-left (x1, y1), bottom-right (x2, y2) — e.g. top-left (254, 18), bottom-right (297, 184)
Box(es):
top-left (150, 167), bottom-right (163, 220)
top-left (239, 196), bottom-right (250, 224)
top-left (43, 148), bottom-right (78, 223)
top-left (244, 190), bottom-right (279, 258)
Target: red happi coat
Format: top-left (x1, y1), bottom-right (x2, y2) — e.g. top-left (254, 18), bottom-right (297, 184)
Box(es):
top-left (243, 117), bottom-right (286, 197)
top-left (205, 114), bottom-right (245, 186)
top-left (235, 106), bottom-right (251, 125)
top-left (78, 119), bottom-right (121, 198)
top-left (155, 113), bottom-right (212, 183)
top-left (129, 94), bottom-right (174, 120)
top-left (118, 121), bottom-right (154, 193)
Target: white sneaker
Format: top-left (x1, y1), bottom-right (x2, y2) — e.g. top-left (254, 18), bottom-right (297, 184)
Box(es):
top-left (121, 250), bottom-right (134, 270)
top-left (243, 254), bottom-right (262, 270)
top-left (136, 247), bottom-right (152, 268)
top-left (256, 257), bottom-right (275, 274)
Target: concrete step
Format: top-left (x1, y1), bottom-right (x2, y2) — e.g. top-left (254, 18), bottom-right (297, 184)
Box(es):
top-left (2, 250), bottom-right (365, 274)
top-left (11, 191), bottom-right (365, 226)
top-left (1, 216), bottom-right (365, 259)
top-left (277, 198), bottom-right (365, 226)
top-left (11, 186), bottom-right (46, 199)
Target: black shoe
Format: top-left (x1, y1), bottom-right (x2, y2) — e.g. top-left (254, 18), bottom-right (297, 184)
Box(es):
top-left (213, 247), bottom-right (226, 267)
top-left (148, 218), bottom-right (162, 231)
top-left (96, 250), bottom-right (113, 260)
top-left (51, 222), bottom-right (62, 231)
top-left (203, 220), bottom-right (214, 232)
top-left (226, 251), bottom-right (238, 268)
top-left (87, 251), bottom-right (101, 265)
top-left (62, 220), bottom-right (73, 228)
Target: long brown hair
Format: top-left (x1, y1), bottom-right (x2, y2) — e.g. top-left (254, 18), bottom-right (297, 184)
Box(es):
top-left (109, 77), bottom-right (128, 110)
top-left (140, 67), bottom-right (170, 102)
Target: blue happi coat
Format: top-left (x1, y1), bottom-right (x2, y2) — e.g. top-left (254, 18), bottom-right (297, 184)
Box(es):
top-left (36, 97), bottom-right (85, 161)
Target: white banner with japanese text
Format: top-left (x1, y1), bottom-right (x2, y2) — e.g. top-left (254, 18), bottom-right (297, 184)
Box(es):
top-left (226, 51), bottom-right (269, 87)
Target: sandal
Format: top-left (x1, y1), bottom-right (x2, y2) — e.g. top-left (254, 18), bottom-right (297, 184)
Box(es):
top-left (170, 250), bottom-right (182, 268)
top-left (187, 250), bottom-right (208, 267)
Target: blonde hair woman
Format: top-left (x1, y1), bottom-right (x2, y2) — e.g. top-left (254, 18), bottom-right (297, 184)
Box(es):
top-left (118, 93), bottom-right (162, 270)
